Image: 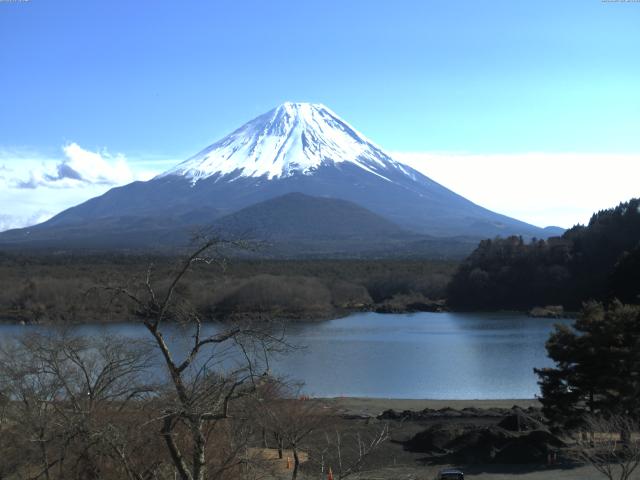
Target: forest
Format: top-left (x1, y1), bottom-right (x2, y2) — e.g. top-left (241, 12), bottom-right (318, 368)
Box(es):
top-left (447, 198), bottom-right (640, 311)
top-left (2, 198), bottom-right (640, 324)
top-left (0, 254), bottom-right (455, 324)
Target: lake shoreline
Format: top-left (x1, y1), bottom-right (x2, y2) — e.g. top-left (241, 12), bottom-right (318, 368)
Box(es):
top-left (318, 396), bottom-right (541, 416)
top-left (0, 305), bottom-right (571, 325)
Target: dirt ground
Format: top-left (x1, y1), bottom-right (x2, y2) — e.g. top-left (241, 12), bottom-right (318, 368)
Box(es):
top-left (353, 464), bottom-right (602, 480)
top-left (296, 397), bottom-right (622, 480)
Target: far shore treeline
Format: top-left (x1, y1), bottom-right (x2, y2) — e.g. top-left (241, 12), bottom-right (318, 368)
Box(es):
top-left (0, 197), bottom-right (639, 324)
top-left (0, 256), bottom-right (455, 324)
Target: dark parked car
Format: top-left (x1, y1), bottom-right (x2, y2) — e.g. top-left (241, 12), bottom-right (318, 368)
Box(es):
top-left (436, 468), bottom-right (464, 480)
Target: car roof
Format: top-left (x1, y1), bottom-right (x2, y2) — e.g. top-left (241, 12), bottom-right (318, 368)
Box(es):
top-left (439, 469), bottom-right (464, 474)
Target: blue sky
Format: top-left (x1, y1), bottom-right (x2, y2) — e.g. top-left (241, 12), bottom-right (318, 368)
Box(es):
top-left (1, 0), bottom-right (639, 230)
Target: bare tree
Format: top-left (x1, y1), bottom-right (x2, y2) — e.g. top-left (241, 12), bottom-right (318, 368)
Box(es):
top-left (0, 337), bottom-right (62, 479)
top-left (257, 390), bottom-right (328, 480)
top-left (571, 415), bottom-right (640, 480)
top-left (249, 375), bottom-right (288, 458)
top-left (0, 331), bottom-right (157, 480)
top-left (321, 424), bottom-right (389, 480)
top-left (110, 237), bottom-right (285, 480)
top-left (0, 238), bottom-right (285, 480)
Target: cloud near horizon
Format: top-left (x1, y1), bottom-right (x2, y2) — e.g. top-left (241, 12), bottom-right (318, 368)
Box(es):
top-left (1, 147), bottom-right (639, 232)
top-left (13, 143), bottom-right (136, 189)
top-left (392, 151), bottom-right (640, 229)
top-left (0, 144), bottom-right (163, 231)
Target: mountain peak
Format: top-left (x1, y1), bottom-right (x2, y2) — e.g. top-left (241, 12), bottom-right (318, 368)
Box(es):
top-left (160, 102), bottom-right (411, 183)
top-left (277, 101), bottom-right (328, 111)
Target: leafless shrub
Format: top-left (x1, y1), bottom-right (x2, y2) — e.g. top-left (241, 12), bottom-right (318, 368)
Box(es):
top-left (319, 424), bottom-right (389, 480)
top-left (571, 415), bottom-right (640, 480)
top-left (0, 331), bottom-right (158, 480)
top-left (253, 383), bottom-right (329, 480)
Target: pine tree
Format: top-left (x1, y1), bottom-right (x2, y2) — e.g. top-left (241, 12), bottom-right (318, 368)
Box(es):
top-left (535, 301), bottom-right (640, 430)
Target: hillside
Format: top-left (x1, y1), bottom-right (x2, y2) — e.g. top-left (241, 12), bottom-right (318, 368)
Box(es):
top-left (213, 192), bottom-right (406, 240)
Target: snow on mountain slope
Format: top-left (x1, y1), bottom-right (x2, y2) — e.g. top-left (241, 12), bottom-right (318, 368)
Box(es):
top-left (161, 102), bottom-right (416, 183)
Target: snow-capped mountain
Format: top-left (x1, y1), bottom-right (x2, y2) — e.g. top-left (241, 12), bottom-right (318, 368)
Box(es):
top-left (0, 102), bottom-right (564, 253)
top-left (160, 102), bottom-right (414, 183)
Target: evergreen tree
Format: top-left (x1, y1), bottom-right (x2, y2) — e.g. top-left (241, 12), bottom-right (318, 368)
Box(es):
top-left (535, 302), bottom-right (640, 430)
top-left (447, 197), bottom-right (640, 310)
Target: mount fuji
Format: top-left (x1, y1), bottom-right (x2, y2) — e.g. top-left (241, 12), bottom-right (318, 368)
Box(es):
top-left (0, 102), bottom-right (562, 255)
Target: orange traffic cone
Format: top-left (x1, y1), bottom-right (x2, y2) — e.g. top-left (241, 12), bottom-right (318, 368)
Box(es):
top-left (328, 467), bottom-right (334, 480)
top-left (286, 456), bottom-right (292, 469)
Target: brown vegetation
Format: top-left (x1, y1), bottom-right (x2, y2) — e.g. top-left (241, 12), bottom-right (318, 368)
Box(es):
top-left (570, 415), bottom-right (640, 480)
top-left (0, 254), bottom-right (456, 324)
top-left (0, 238), bottom-right (391, 480)
top-left (0, 330), bottom-right (391, 480)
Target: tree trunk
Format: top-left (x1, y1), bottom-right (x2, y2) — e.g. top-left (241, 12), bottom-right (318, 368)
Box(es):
top-left (292, 444), bottom-right (300, 480)
top-left (161, 417), bottom-right (193, 480)
top-left (274, 433), bottom-right (283, 459)
top-left (192, 420), bottom-right (207, 480)
top-left (38, 435), bottom-right (51, 480)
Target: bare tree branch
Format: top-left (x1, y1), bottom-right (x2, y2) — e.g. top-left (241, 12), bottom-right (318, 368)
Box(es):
top-left (571, 414), bottom-right (640, 480)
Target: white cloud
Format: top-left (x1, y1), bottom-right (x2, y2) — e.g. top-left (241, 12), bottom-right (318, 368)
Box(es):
top-left (392, 151), bottom-right (640, 228)
top-left (13, 142), bottom-right (134, 189)
top-left (2, 145), bottom-right (638, 233)
top-left (0, 144), bottom-right (171, 231)
top-left (0, 211), bottom-right (53, 232)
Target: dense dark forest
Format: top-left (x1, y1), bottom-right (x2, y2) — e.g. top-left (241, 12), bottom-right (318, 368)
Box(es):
top-left (447, 198), bottom-right (640, 310)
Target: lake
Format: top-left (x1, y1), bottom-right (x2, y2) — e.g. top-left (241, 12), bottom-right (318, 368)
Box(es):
top-left (0, 312), bottom-right (570, 399)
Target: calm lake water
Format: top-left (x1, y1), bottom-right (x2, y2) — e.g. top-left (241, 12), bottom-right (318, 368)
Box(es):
top-left (0, 312), bottom-right (570, 399)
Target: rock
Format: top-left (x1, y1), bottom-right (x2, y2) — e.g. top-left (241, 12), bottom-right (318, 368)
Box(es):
top-left (378, 409), bottom-right (415, 420)
top-left (529, 305), bottom-right (564, 318)
top-left (497, 410), bottom-right (547, 432)
top-left (460, 407), bottom-right (484, 416)
top-left (404, 423), bottom-right (477, 454)
top-left (482, 408), bottom-right (512, 417)
top-left (378, 409), bottom-right (402, 420)
top-left (493, 430), bottom-right (566, 464)
top-left (400, 408), bottom-right (565, 465)
top-left (377, 406), bottom-right (523, 421)
top-left (435, 407), bottom-right (464, 417)
top-left (448, 427), bottom-right (515, 463)
top-left (339, 413), bottom-right (373, 420)
top-left (448, 427), bottom-right (566, 464)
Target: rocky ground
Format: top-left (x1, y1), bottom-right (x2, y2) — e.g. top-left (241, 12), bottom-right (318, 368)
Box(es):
top-left (292, 398), bottom-right (613, 480)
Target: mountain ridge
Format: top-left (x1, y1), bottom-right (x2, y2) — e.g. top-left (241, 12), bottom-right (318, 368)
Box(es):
top-left (0, 102), bottom-right (564, 254)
